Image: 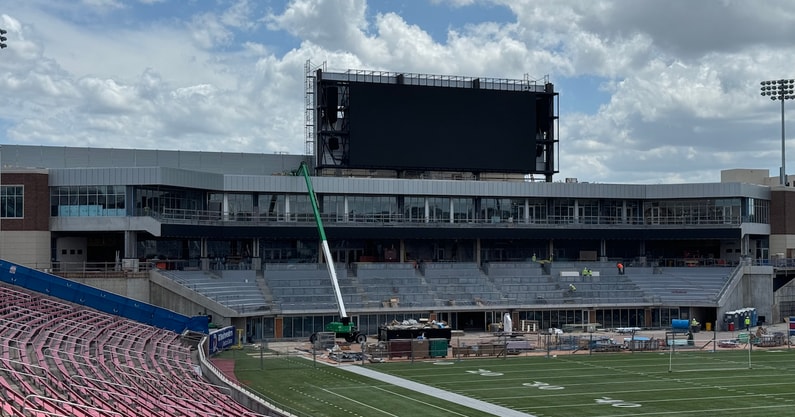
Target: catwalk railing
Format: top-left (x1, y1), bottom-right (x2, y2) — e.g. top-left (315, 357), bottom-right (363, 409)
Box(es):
top-left (149, 207), bottom-right (747, 228)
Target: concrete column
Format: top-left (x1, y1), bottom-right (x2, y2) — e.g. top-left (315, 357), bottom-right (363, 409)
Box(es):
top-left (600, 239), bottom-right (607, 262)
top-left (123, 231), bottom-right (137, 259)
top-left (285, 195), bottom-right (291, 221)
top-left (251, 238), bottom-right (261, 270)
top-left (424, 198), bottom-right (430, 223)
top-left (223, 194), bottom-right (229, 221)
top-left (200, 238), bottom-right (210, 271)
top-left (622, 200), bottom-right (627, 223)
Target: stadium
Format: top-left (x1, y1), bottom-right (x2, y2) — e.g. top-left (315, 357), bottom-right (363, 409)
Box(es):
top-left (1, 67), bottom-right (795, 416)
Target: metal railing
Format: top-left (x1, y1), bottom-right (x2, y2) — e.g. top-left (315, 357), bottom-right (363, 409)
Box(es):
top-left (41, 261), bottom-right (153, 279)
top-left (145, 207), bottom-right (747, 228)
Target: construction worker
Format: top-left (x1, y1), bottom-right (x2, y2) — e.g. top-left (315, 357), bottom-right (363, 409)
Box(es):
top-left (569, 283), bottom-right (577, 293)
top-left (744, 315), bottom-right (751, 331)
top-left (617, 262), bottom-right (624, 275)
top-left (582, 267), bottom-right (592, 277)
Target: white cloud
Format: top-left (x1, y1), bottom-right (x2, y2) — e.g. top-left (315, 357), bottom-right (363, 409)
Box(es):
top-left (266, 0), bottom-right (369, 51)
top-left (2, 0), bottom-right (795, 182)
top-left (80, 0), bottom-right (125, 11)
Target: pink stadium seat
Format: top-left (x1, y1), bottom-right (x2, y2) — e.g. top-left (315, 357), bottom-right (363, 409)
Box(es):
top-left (0, 283), bottom-right (264, 417)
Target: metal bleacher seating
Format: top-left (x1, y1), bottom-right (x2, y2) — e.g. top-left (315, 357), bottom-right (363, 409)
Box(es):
top-left (160, 269), bottom-right (269, 313)
top-left (626, 267), bottom-right (732, 304)
top-left (486, 262), bottom-right (648, 305)
top-left (353, 263), bottom-right (435, 308)
top-left (485, 262), bottom-right (550, 303)
top-left (170, 261), bottom-right (735, 313)
top-left (423, 262), bottom-right (505, 306)
top-left (264, 263), bottom-right (366, 312)
top-left (0, 283), bottom-right (266, 417)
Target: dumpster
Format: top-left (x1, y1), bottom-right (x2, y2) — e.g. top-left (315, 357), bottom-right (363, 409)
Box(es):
top-left (389, 339), bottom-right (412, 358)
top-left (429, 338), bottom-right (448, 358)
top-left (411, 339), bottom-right (429, 359)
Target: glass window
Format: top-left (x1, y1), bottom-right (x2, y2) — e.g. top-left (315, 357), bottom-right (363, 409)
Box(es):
top-left (51, 185), bottom-right (127, 217)
top-left (136, 186), bottom-right (203, 216)
top-left (747, 198), bottom-right (769, 224)
top-left (527, 198), bottom-right (547, 224)
top-left (227, 193), bottom-right (253, 214)
top-left (287, 194), bottom-right (313, 222)
top-left (577, 199), bottom-right (599, 224)
top-left (480, 198), bottom-right (513, 223)
top-left (427, 197), bottom-right (450, 223)
top-left (601, 200), bottom-right (622, 224)
top-left (550, 198), bottom-right (575, 224)
top-left (625, 200), bottom-right (641, 224)
top-left (322, 195), bottom-right (345, 222)
top-left (452, 198), bottom-right (475, 223)
top-left (347, 195), bottom-right (398, 222)
top-left (404, 196), bottom-right (425, 222)
top-left (227, 193), bottom-right (253, 221)
top-left (258, 193), bottom-right (285, 221)
top-left (1, 185), bottom-right (23, 218)
top-left (643, 198), bottom-right (747, 226)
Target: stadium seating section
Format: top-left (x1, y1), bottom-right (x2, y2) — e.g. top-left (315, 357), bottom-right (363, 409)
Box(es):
top-left (0, 283), bottom-right (266, 417)
top-left (160, 261), bottom-right (735, 312)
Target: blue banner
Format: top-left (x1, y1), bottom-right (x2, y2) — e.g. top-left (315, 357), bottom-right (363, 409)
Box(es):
top-left (208, 326), bottom-right (236, 355)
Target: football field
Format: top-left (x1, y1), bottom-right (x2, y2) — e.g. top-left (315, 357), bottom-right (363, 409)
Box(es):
top-left (226, 347), bottom-right (795, 417)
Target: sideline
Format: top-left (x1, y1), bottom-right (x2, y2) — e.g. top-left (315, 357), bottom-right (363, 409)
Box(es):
top-left (340, 364), bottom-right (536, 417)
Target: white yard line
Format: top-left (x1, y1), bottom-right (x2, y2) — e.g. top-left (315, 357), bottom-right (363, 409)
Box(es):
top-left (341, 364), bottom-right (537, 417)
top-left (369, 385), bottom-right (474, 417)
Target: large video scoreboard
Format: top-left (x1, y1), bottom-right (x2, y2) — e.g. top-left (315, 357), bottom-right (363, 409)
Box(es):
top-left (314, 69), bottom-right (557, 179)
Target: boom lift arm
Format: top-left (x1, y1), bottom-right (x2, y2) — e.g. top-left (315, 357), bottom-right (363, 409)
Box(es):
top-left (297, 162), bottom-right (365, 343)
top-left (298, 161), bottom-right (348, 322)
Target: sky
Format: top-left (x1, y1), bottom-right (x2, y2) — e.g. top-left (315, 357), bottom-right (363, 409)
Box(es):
top-left (1, 0), bottom-right (795, 184)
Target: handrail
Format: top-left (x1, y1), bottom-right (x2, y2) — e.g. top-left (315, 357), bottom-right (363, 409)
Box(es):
top-left (151, 206), bottom-right (750, 227)
top-left (197, 335), bottom-right (297, 417)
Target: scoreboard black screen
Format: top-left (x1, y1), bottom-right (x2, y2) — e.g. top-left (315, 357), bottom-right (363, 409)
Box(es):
top-left (346, 82), bottom-right (539, 173)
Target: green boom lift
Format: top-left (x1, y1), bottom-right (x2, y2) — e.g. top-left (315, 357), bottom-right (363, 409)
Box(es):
top-left (297, 162), bottom-right (367, 344)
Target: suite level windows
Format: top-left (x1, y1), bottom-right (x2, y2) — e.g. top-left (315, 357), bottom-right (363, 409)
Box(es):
top-left (51, 185), bottom-right (126, 217)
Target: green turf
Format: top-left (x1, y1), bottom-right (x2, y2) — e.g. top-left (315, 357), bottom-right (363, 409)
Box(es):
top-left (222, 348), bottom-right (795, 417)
top-left (220, 349), bottom-right (496, 417)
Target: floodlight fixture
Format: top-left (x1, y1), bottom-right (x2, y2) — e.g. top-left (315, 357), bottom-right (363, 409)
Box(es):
top-left (761, 79), bottom-right (795, 185)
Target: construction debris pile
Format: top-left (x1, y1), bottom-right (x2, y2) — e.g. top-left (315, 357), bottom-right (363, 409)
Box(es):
top-left (378, 319), bottom-right (452, 343)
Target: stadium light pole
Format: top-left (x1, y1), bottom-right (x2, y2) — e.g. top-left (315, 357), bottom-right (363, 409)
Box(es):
top-left (0, 29), bottom-right (8, 261)
top-left (760, 79), bottom-right (795, 185)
